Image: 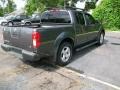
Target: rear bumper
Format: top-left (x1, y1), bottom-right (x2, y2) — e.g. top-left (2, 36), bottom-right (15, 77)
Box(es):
top-left (1, 44), bottom-right (41, 61)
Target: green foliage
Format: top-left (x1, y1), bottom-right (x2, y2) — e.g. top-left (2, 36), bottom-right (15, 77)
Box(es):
top-left (0, 0), bottom-right (16, 16)
top-left (25, 0), bottom-right (99, 15)
top-left (0, 7), bottom-right (4, 16)
top-left (85, 2), bottom-right (96, 10)
top-left (25, 0), bottom-right (65, 15)
top-left (4, 0), bottom-right (16, 14)
top-left (93, 0), bottom-right (120, 29)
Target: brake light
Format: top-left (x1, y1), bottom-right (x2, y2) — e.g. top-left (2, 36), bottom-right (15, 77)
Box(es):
top-left (32, 31), bottom-right (41, 48)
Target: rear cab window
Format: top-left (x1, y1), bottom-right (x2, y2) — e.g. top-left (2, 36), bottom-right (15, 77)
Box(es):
top-left (41, 10), bottom-right (71, 23)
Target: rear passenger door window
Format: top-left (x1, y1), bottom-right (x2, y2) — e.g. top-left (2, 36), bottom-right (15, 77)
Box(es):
top-left (85, 14), bottom-right (96, 25)
top-left (75, 12), bottom-right (85, 25)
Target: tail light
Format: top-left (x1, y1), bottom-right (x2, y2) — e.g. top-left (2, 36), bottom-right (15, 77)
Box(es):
top-left (32, 31), bottom-right (41, 48)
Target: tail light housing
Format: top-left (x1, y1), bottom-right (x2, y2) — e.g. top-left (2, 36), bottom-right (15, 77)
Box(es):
top-left (32, 31), bottom-right (41, 48)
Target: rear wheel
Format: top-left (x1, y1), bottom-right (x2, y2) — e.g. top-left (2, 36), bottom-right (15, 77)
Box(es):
top-left (56, 42), bottom-right (73, 66)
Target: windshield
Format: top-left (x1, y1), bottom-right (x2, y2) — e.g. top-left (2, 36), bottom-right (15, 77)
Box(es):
top-left (5, 15), bottom-right (14, 20)
top-left (41, 11), bottom-right (71, 23)
top-left (31, 14), bottom-right (37, 19)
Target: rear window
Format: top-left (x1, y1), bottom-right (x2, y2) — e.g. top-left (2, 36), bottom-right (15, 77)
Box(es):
top-left (41, 11), bottom-right (71, 23)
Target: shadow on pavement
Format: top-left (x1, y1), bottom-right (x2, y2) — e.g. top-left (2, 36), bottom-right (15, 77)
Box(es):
top-left (22, 57), bottom-right (59, 72)
top-left (71, 39), bottom-right (108, 63)
top-left (111, 42), bottom-right (120, 46)
top-left (13, 39), bottom-right (109, 72)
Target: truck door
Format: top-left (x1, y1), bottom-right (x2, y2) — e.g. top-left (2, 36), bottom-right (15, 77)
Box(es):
top-left (75, 11), bottom-right (88, 46)
top-left (84, 13), bottom-right (99, 41)
top-left (13, 15), bottom-right (22, 23)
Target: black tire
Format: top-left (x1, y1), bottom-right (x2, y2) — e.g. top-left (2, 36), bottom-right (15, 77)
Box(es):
top-left (25, 22), bottom-right (31, 25)
top-left (97, 32), bottom-right (105, 45)
top-left (56, 42), bottom-right (73, 66)
top-left (7, 22), bottom-right (13, 26)
top-left (1, 22), bottom-right (4, 26)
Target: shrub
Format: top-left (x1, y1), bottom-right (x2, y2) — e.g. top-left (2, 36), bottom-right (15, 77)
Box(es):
top-left (93, 0), bottom-right (120, 30)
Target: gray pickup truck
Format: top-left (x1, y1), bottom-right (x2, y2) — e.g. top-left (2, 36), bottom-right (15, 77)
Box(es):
top-left (1, 8), bottom-right (105, 66)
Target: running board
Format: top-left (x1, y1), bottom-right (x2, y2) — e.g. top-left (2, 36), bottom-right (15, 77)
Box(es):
top-left (76, 41), bottom-right (98, 52)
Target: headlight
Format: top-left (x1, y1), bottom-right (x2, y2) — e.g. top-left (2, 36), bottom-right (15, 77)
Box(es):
top-left (21, 20), bottom-right (25, 23)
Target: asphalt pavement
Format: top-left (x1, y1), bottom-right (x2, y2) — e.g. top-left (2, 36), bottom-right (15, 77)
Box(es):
top-left (0, 28), bottom-right (120, 90)
top-left (67, 31), bottom-right (120, 89)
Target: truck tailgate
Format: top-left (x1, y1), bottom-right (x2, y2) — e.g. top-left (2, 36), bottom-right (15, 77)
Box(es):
top-left (3, 27), bottom-right (34, 51)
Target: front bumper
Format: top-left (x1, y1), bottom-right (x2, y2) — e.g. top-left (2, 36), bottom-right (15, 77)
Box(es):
top-left (1, 44), bottom-right (41, 61)
top-left (1, 22), bottom-right (7, 26)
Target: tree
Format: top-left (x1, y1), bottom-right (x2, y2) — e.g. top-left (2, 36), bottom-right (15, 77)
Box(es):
top-left (93, 0), bottom-right (120, 29)
top-left (0, 0), bottom-right (6, 15)
top-left (25, 0), bottom-right (65, 15)
top-left (0, 0), bottom-right (16, 15)
top-left (0, 6), bottom-right (4, 16)
top-left (4, 0), bottom-right (16, 14)
top-left (25, 0), bottom-right (99, 15)
top-left (25, 0), bottom-right (79, 15)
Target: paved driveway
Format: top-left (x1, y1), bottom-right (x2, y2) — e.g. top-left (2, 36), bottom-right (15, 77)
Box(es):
top-left (0, 28), bottom-right (120, 90)
top-left (67, 32), bottom-right (120, 89)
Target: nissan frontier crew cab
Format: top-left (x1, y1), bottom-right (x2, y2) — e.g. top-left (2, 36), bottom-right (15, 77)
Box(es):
top-left (1, 7), bottom-right (105, 66)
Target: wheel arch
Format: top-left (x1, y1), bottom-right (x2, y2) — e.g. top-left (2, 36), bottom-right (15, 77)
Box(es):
top-left (59, 38), bottom-right (74, 47)
top-left (25, 22), bottom-right (31, 25)
top-left (101, 29), bottom-right (105, 35)
top-left (8, 21), bottom-right (13, 24)
top-left (53, 32), bottom-right (75, 62)
top-left (99, 26), bottom-right (105, 35)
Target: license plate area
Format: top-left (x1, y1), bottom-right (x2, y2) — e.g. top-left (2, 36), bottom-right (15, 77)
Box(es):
top-left (11, 47), bottom-right (22, 54)
top-left (11, 27), bottom-right (20, 38)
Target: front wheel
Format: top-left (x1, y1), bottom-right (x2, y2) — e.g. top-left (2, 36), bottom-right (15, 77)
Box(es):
top-left (1, 22), bottom-right (5, 26)
top-left (25, 22), bottom-right (31, 25)
top-left (56, 42), bottom-right (73, 66)
top-left (97, 32), bottom-right (105, 45)
top-left (7, 22), bottom-right (13, 26)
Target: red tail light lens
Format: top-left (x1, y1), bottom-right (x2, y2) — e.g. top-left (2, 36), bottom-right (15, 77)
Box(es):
top-left (32, 32), bottom-right (41, 48)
